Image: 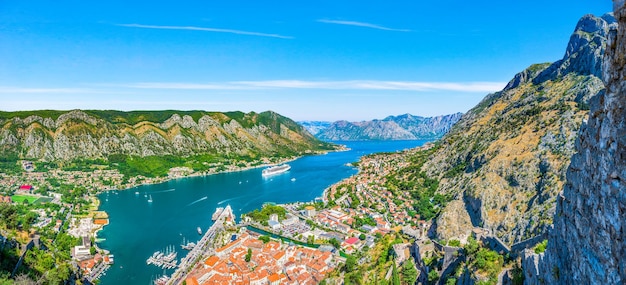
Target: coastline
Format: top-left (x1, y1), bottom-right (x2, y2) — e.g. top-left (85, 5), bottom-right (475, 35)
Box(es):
top-left (92, 149), bottom-right (340, 281)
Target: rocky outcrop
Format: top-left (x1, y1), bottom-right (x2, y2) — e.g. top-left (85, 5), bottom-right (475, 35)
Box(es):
top-left (315, 113), bottom-right (462, 141)
top-left (426, 13), bottom-right (614, 244)
top-left (524, 2), bottom-right (625, 284)
top-left (0, 110), bottom-right (334, 161)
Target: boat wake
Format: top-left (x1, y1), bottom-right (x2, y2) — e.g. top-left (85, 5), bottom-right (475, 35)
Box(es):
top-left (152, 188), bottom-right (176, 194)
top-left (187, 196), bottom-right (208, 206)
top-left (217, 195), bottom-right (250, 205)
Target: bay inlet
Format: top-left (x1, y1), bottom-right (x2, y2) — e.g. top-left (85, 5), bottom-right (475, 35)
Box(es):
top-left (97, 140), bottom-right (429, 284)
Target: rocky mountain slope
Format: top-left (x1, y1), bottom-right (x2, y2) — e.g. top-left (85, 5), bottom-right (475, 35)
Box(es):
top-left (524, 3), bottom-right (625, 284)
top-left (424, 13), bottom-right (615, 244)
top-left (0, 110), bottom-right (335, 161)
top-left (315, 113), bottom-right (462, 141)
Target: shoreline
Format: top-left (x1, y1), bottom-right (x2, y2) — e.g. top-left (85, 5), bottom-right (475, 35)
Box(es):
top-left (91, 150), bottom-right (339, 281)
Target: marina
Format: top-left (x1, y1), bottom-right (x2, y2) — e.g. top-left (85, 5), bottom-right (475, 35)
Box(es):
top-left (180, 237), bottom-right (195, 250)
top-left (167, 206), bottom-right (234, 285)
top-left (146, 245), bottom-right (178, 270)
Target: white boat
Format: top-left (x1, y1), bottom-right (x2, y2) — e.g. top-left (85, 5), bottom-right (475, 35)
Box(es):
top-left (148, 195), bottom-right (153, 203)
top-left (197, 227), bottom-right (202, 235)
top-left (262, 164), bottom-right (291, 177)
top-left (291, 178), bottom-right (296, 182)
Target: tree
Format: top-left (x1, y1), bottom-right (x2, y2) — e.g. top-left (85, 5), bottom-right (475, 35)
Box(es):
top-left (448, 239), bottom-right (461, 247)
top-left (258, 235), bottom-right (270, 243)
top-left (90, 246), bottom-right (97, 255)
top-left (245, 248), bottom-right (252, 262)
top-left (464, 235), bottom-right (479, 258)
top-left (427, 270), bottom-right (439, 284)
top-left (329, 238), bottom-right (341, 249)
top-left (402, 259), bottom-right (418, 285)
top-left (359, 234), bottom-right (366, 240)
top-left (392, 262), bottom-right (401, 285)
top-left (344, 255), bottom-right (357, 272)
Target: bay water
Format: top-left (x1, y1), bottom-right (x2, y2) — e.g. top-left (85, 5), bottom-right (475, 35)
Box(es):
top-left (97, 140), bottom-right (428, 284)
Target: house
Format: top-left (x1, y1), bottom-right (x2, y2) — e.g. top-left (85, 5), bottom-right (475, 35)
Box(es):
top-left (343, 237), bottom-right (360, 249)
top-left (304, 206), bottom-right (316, 217)
top-left (0, 196), bottom-right (12, 203)
top-left (361, 225), bottom-right (377, 233)
top-left (268, 220), bottom-right (281, 230)
top-left (18, 185), bottom-right (33, 192)
top-left (282, 214), bottom-right (299, 226)
top-left (269, 214), bottom-right (279, 222)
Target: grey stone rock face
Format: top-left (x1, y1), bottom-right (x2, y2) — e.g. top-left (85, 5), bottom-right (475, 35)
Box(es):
top-left (316, 113), bottom-right (462, 141)
top-left (524, 3), bottom-right (626, 284)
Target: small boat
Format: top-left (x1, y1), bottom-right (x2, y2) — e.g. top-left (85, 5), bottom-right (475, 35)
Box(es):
top-left (291, 178), bottom-right (296, 182)
top-left (135, 191), bottom-right (139, 195)
top-left (197, 227), bottom-right (202, 235)
top-left (148, 195), bottom-right (153, 203)
top-left (144, 193), bottom-right (148, 198)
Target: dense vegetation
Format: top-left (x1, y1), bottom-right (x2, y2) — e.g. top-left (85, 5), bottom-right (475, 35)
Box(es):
top-left (0, 201), bottom-right (81, 285)
top-left (245, 205), bottom-right (287, 226)
top-left (385, 145), bottom-right (451, 220)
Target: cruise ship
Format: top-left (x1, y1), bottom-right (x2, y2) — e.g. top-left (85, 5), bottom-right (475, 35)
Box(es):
top-left (262, 164), bottom-right (291, 177)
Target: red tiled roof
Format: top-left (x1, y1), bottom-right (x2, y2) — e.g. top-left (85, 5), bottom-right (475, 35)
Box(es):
top-left (345, 237), bottom-right (359, 245)
top-left (185, 277), bottom-right (199, 285)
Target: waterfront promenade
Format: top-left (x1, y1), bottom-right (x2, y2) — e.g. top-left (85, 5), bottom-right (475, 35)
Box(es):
top-left (167, 205), bottom-right (232, 285)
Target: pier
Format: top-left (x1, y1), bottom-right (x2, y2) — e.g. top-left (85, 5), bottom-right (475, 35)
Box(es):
top-left (166, 205), bottom-right (233, 285)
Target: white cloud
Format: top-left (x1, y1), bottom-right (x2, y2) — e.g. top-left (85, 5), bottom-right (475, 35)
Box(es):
top-left (121, 82), bottom-right (252, 90)
top-left (317, 19), bottom-right (410, 32)
top-left (116, 23), bottom-right (293, 39)
top-left (232, 80), bottom-right (505, 93)
top-left (118, 80), bottom-right (505, 93)
top-left (0, 87), bottom-right (97, 94)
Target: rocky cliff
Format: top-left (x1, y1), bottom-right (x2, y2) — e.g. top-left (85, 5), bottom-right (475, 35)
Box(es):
top-left (425, 13), bottom-right (615, 244)
top-left (524, 2), bottom-right (625, 284)
top-left (0, 110), bottom-right (334, 161)
top-left (315, 113), bottom-right (462, 141)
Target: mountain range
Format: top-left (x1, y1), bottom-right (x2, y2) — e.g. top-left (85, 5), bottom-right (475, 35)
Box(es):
top-left (0, 110), bottom-right (335, 162)
top-left (299, 113), bottom-right (462, 141)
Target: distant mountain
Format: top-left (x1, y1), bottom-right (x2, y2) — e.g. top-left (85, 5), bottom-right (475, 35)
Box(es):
top-left (0, 110), bottom-right (336, 162)
top-left (314, 113), bottom-right (462, 141)
top-left (298, 121), bottom-right (331, 136)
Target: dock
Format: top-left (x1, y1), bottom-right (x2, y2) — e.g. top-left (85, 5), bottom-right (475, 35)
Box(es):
top-left (146, 245), bottom-right (178, 270)
top-left (166, 205), bottom-right (233, 285)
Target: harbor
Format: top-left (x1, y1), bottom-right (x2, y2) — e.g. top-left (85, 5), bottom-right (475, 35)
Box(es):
top-left (146, 245), bottom-right (178, 270)
top-left (96, 140), bottom-right (428, 284)
top-left (167, 205), bottom-right (234, 285)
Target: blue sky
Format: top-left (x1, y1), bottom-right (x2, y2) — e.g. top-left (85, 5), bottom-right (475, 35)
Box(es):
top-left (0, 1), bottom-right (612, 121)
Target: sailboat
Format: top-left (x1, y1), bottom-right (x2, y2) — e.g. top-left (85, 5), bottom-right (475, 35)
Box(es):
top-left (181, 236), bottom-right (196, 250)
top-left (148, 195), bottom-right (153, 203)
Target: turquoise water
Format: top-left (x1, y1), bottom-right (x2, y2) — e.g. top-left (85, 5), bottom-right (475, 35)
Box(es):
top-left (97, 140), bottom-right (428, 284)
